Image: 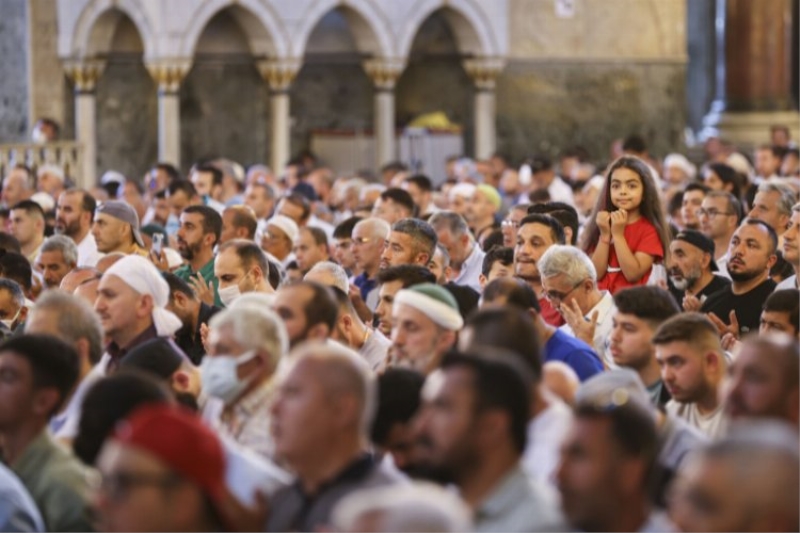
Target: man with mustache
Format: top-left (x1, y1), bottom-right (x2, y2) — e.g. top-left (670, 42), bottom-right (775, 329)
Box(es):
top-left (666, 230), bottom-right (730, 311)
top-left (55, 189), bottom-right (102, 267)
top-left (702, 219), bottom-right (778, 336)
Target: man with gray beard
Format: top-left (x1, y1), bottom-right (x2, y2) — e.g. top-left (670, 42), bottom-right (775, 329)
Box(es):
top-left (667, 230), bottom-right (730, 312)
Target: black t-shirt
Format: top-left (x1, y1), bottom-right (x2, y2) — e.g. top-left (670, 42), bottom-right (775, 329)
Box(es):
top-left (700, 278), bottom-right (777, 335)
top-left (669, 274), bottom-right (731, 309)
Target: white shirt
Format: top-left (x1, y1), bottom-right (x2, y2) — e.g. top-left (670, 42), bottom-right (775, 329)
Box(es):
top-left (218, 433), bottom-right (291, 506)
top-left (715, 253), bottom-right (731, 280)
top-left (49, 367), bottom-right (104, 440)
top-left (452, 243), bottom-right (485, 293)
top-left (76, 232), bottom-right (103, 268)
top-left (547, 176), bottom-right (575, 206)
top-left (522, 398), bottom-right (573, 487)
top-left (666, 401), bottom-right (728, 439)
top-left (776, 274), bottom-right (797, 291)
top-left (559, 290), bottom-right (617, 369)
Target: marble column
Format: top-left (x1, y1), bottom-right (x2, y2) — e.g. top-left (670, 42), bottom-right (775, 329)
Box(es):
top-left (64, 59), bottom-right (105, 189)
top-left (258, 59), bottom-right (301, 174)
top-left (463, 57), bottom-right (505, 161)
top-left (702, 0), bottom-right (799, 144)
top-left (364, 58), bottom-right (405, 168)
top-left (146, 60), bottom-right (191, 168)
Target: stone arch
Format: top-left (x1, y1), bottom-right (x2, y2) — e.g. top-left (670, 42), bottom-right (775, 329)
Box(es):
top-left (71, 0), bottom-right (154, 58)
top-left (397, 0), bottom-right (500, 58)
top-left (293, 0), bottom-right (393, 58)
top-left (179, 0), bottom-right (287, 58)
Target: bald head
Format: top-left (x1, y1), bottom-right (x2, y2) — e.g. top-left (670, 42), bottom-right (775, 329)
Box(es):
top-left (96, 252), bottom-right (126, 273)
top-left (354, 217), bottom-right (390, 240)
top-left (60, 267), bottom-right (100, 293)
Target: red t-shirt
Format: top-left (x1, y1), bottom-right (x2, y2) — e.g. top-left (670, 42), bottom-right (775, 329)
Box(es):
top-left (597, 217), bottom-right (664, 294)
top-left (539, 296), bottom-right (565, 327)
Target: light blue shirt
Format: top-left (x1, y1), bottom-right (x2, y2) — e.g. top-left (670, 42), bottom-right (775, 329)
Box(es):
top-left (0, 463), bottom-right (44, 532)
top-left (452, 242), bottom-right (485, 293)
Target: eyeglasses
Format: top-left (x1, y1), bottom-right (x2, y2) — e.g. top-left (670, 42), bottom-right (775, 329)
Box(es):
top-left (697, 208), bottom-right (734, 218)
top-left (96, 471), bottom-right (181, 503)
top-left (543, 279), bottom-right (586, 302)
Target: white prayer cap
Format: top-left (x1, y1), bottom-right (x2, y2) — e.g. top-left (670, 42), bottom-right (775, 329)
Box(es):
top-left (448, 183), bottom-right (476, 203)
top-left (37, 164), bottom-right (65, 182)
top-left (663, 153), bottom-right (697, 180)
top-left (104, 255), bottom-right (182, 337)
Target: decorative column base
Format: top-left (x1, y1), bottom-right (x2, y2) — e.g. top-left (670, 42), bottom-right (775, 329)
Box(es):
top-left (701, 108), bottom-right (800, 146)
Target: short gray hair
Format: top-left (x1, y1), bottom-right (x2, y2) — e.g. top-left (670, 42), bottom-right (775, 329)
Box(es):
top-left (538, 244), bottom-right (597, 285)
top-left (304, 261), bottom-right (349, 294)
top-left (332, 482), bottom-right (472, 532)
top-left (757, 182), bottom-right (797, 217)
top-left (429, 210), bottom-right (470, 237)
top-left (353, 217), bottom-right (390, 240)
top-left (40, 235), bottom-right (79, 266)
top-left (209, 305), bottom-right (288, 366)
top-left (433, 243), bottom-right (450, 268)
top-left (26, 290), bottom-right (104, 364)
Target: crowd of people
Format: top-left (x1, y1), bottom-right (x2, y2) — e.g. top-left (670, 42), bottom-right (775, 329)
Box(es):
top-left (0, 126), bottom-right (796, 532)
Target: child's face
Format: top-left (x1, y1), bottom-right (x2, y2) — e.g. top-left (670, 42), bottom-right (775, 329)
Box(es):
top-left (609, 167), bottom-right (644, 213)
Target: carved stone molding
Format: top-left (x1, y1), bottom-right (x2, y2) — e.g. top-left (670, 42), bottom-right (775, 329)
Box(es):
top-left (463, 57), bottom-right (506, 91)
top-left (63, 59), bottom-right (106, 93)
top-left (257, 58), bottom-right (302, 92)
top-left (363, 58), bottom-right (406, 91)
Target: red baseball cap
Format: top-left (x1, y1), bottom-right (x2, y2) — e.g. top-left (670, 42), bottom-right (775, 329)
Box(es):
top-left (112, 404), bottom-right (227, 509)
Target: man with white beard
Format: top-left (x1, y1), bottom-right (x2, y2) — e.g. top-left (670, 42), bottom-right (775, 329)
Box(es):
top-left (666, 230), bottom-right (730, 312)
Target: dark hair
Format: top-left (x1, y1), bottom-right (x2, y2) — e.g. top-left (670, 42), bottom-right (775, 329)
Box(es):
top-left (573, 401), bottom-right (659, 489)
top-left (519, 213), bottom-right (566, 245)
top-left (281, 193), bottom-right (311, 222)
top-left (167, 179), bottom-right (198, 199)
top-left (391, 218), bottom-right (437, 259)
top-left (154, 162), bottom-right (180, 182)
top-left (706, 163), bottom-right (742, 199)
top-left (64, 188), bottom-right (98, 223)
top-left (218, 239), bottom-right (269, 277)
top-left (404, 175), bottom-right (433, 193)
top-left (482, 230), bottom-right (504, 250)
top-left (224, 206), bottom-right (257, 240)
top-left (334, 216), bottom-right (362, 240)
top-left (11, 200), bottom-right (45, 220)
top-left (380, 161), bottom-right (409, 174)
top-left (622, 134), bottom-right (647, 154)
top-left (183, 205), bottom-right (222, 245)
top-left (652, 312), bottom-right (721, 349)
top-left (380, 188), bottom-right (416, 217)
top-left (0, 252), bottom-right (32, 291)
top-left (267, 259), bottom-right (281, 289)
top-left (684, 182), bottom-right (710, 196)
top-left (193, 164), bottom-right (223, 187)
top-left (371, 368), bottom-right (425, 446)
top-left (73, 371), bottom-right (172, 466)
top-left (441, 350), bottom-right (532, 454)
top-left (482, 277), bottom-right (541, 313)
top-left (0, 233), bottom-right (20, 254)
top-left (0, 334), bottom-right (80, 416)
top-left (376, 264), bottom-right (436, 287)
top-left (706, 191), bottom-right (744, 224)
top-left (612, 286), bottom-right (680, 329)
top-left (581, 156), bottom-right (670, 260)
top-left (162, 271), bottom-right (195, 300)
top-left (763, 289), bottom-right (800, 335)
top-left (0, 278), bottom-right (24, 307)
top-left (124, 179), bottom-right (145, 196)
top-left (771, 253), bottom-right (795, 282)
top-left (743, 218), bottom-right (779, 255)
top-left (529, 203), bottom-right (579, 245)
top-left (481, 246), bottom-right (514, 277)
top-left (463, 307), bottom-right (542, 382)
top-left (302, 226), bottom-right (328, 247)
top-left (295, 281), bottom-right (339, 331)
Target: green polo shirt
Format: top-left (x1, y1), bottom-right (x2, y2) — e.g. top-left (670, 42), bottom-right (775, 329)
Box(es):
top-left (174, 256), bottom-right (223, 307)
top-left (11, 430), bottom-right (96, 532)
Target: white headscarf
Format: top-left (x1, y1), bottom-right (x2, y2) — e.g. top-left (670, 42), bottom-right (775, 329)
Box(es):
top-left (104, 255), bottom-right (182, 337)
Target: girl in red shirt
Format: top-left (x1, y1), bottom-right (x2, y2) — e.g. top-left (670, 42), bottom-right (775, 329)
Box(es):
top-left (582, 156), bottom-right (671, 294)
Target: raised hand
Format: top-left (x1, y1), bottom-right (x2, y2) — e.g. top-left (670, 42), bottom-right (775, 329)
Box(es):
top-left (189, 272), bottom-right (215, 306)
top-left (562, 300), bottom-right (598, 347)
top-left (609, 209), bottom-right (628, 237)
top-left (596, 211), bottom-right (612, 237)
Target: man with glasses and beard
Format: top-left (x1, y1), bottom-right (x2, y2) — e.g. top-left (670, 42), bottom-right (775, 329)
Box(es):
top-left (702, 219), bottom-right (778, 336)
top-left (666, 230), bottom-right (730, 311)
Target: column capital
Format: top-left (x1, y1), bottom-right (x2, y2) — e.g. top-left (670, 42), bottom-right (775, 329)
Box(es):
top-left (363, 58), bottom-right (406, 91)
top-left (463, 57), bottom-right (506, 91)
top-left (63, 59), bottom-right (106, 93)
top-left (146, 59), bottom-right (192, 94)
top-left (257, 58), bottom-right (301, 92)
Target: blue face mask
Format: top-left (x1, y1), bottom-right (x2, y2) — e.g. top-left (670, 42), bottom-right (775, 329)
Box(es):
top-left (200, 350), bottom-right (258, 405)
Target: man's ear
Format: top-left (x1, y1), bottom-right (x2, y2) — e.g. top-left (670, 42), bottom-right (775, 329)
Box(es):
top-left (171, 370), bottom-right (191, 392)
top-left (32, 387), bottom-right (61, 418)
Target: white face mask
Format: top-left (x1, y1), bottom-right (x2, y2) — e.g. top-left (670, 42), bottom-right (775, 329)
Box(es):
top-left (31, 128), bottom-right (46, 144)
top-left (217, 283), bottom-right (241, 308)
top-left (200, 350), bottom-right (258, 404)
top-left (165, 214), bottom-right (181, 236)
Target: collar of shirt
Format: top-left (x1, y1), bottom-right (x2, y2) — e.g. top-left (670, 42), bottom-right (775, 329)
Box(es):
top-left (222, 378), bottom-right (275, 431)
top-left (176, 256), bottom-right (216, 280)
top-left (293, 452), bottom-right (375, 500)
top-left (474, 464), bottom-right (530, 522)
top-left (11, 429), bottom-right (54, 474)
top-left (106, 324), bottom-right (158, 362)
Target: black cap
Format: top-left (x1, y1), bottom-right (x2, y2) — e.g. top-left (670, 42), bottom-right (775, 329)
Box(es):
top-left (119, 338), bottom-right (190, 380)
top-left (674, 230), bottom-right (718, 271)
